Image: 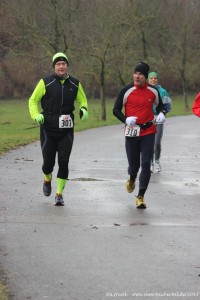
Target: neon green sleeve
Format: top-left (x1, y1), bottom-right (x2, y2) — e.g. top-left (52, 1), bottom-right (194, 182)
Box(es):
top-left (76, 82), bottom-right (88, 109)
top-left (29, 79), bottom-right (46, 120)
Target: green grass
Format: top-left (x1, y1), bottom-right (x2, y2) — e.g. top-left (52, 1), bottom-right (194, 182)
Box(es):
top-left (0, 95), bottom-right (195, 155)
top-left (0, 282), bottom-right (8, 300)
top-left (167, 94), bottom-right (194, 117)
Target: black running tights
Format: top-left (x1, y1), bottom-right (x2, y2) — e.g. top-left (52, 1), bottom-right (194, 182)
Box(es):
top-left (125, 133), bottom-right (155, 190)
top-left (40, 128), bottom-right (74, 179)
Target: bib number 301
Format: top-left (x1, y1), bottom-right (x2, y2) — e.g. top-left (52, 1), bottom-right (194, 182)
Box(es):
top-left (125, 125), bottom-right (140, 137)
top-left (59, 115), bottom-right (73, 128)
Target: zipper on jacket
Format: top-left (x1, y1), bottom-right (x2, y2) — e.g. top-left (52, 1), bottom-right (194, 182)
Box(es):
top-left (59, 84), bottom-right (64, 131)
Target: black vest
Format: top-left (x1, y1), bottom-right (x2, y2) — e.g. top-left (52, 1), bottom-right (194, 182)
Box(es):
top-left (41, 74), bottom-right (79, 132)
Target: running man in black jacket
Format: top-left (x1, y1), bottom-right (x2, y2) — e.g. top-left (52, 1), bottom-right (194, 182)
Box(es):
top-left (29, 52), bottom-right (88, 205)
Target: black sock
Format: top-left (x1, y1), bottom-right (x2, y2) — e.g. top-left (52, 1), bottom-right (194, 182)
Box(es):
top-left (137, 188), bottom-right (146, 197)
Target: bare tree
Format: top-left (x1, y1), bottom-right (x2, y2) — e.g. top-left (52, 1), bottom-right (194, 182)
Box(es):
top-left (76, 0), bottom-right (122, 120)
top-left (166, 0), bottom-right (200, 109)
top-left (0, 0), bottom-right (82, 96)
top-left (1, 0), bottom-right (200, 102)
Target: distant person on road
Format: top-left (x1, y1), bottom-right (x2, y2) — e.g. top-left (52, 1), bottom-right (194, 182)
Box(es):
top-left (29, 52), bottom-right (88, 206)
top-left (148, 71), bottom-right (172, 173)
top-left (192, 92), bottom-right (200, 117)
top-left (113, 62), bottom-right (166, 209)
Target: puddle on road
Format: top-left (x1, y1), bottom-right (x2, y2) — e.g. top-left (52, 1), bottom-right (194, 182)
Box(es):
top-left (70, 177), bottom-right (104, 181)
top-left (90, 221), bottom-right (200, 228)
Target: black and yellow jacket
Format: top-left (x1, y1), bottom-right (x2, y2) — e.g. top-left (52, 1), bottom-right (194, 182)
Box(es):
top-left (29, 74), bottom-right (88, 132)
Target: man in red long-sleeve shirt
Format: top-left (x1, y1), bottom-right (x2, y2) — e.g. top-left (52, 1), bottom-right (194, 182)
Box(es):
top-left (113, 62), bottom-right (166, 209)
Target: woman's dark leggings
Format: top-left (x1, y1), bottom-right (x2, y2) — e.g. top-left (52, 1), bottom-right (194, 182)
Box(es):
top-left (154, 124), bottom-right (164, 161)
top-left (125, 133), bottom-right (155, 190)
top-left (40, 128), bottom-right (74, 179)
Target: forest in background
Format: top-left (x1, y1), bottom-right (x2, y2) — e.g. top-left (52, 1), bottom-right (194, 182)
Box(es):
top-left (0, 0), bottom-right (200, 118)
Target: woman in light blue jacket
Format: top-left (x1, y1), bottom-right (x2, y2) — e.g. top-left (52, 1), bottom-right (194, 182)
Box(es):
top-left (148, 71), bottom-right (172, 172)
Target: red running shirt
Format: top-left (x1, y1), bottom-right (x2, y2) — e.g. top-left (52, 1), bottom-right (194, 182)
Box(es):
top-left (113, 83), bottom-right (162, 136)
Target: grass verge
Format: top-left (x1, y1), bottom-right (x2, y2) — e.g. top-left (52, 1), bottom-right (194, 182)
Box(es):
top-left (0, 268), bottom-right (8, 300)
top-left (0, 282), bottom-right (8, 300)
top-left (0, 95), bottom-right (194, 156)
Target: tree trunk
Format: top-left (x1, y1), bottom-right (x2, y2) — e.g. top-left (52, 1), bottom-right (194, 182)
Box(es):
top-left (100, 85), bottom-right (106, 121)
top-left (180, 71), bottom-right (189, 111)
top-left (184, 92), bottom-right (189, 111)
top-left (100, 62), bottom-right (106, 121)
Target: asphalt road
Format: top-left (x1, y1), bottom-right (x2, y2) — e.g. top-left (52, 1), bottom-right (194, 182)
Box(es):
top-left (0, 115), bottom-right (200, 300)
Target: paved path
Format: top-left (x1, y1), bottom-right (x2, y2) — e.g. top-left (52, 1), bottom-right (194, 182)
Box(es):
top-left (0, 115), bottom-right (200, 300)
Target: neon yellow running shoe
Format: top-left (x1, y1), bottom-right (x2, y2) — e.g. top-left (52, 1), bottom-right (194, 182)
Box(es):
top-left (136, 196), bottom-right (146, 209)
top-left (126, 177), bottom-right (135, 193)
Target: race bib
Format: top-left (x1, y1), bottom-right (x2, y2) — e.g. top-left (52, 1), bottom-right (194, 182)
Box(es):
top-left (125, 125), bottom-right (140, 137)
top-left (59, 115), bottom-right (73, 128)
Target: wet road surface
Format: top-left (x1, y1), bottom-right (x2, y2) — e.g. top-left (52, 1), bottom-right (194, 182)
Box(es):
top-left (0, 115), bottom-right (200, 299)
